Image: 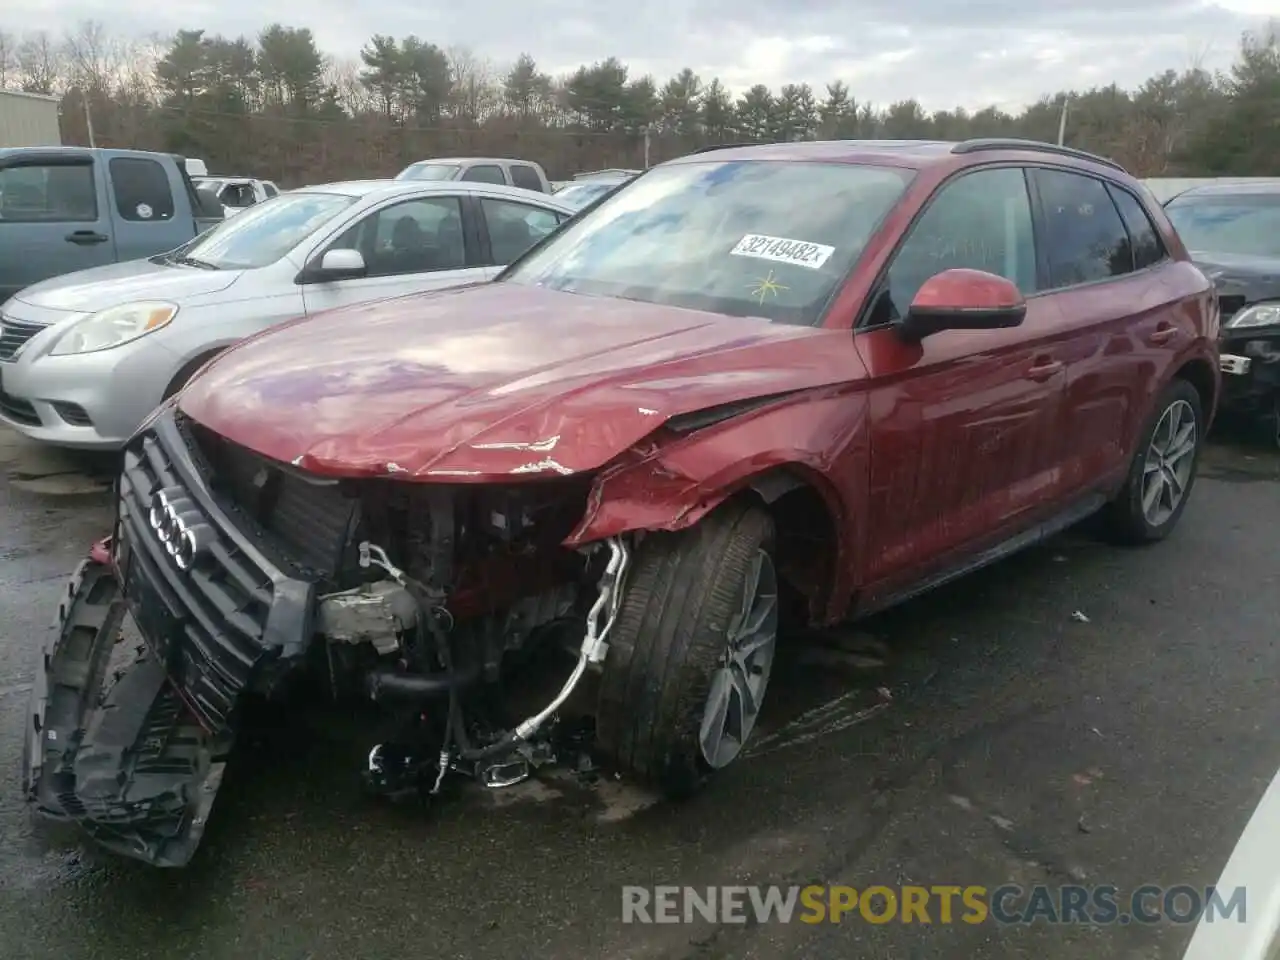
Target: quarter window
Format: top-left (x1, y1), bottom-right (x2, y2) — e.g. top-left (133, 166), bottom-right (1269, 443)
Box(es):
top-left (460, 164), bottom-right (507, 185)
top-left (329, 196), bottom-right (467, 277)
top-left (0, 162), bottom-right (98, 222)
top-left (1106, 184), bottom-right (1166, 270)
top-left (481, 197), bottom-right (564, 264)
top-left (510, 165), bottom-right (544, 191)
top-left (879, 167), bottom-right (1037, 321)
top-left (109, 157), bottom-right (175, 222)
top-left (1032, 169), bottom-right (1132, 288)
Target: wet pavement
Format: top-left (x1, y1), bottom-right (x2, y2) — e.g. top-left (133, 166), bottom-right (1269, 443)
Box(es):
top-left (0, 424), bottom-right (1277, 960)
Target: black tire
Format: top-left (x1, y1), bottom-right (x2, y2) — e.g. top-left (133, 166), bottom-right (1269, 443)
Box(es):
top-left (595, 499), bottom-right (776, 799)
top-left (1099, 377), bottom-right (1204, 544)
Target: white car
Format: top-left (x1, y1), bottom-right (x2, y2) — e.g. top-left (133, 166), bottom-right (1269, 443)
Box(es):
top-left (0, 179), bottom-right (575, 449)
top-left (192, 176), bottom-right (281, 217)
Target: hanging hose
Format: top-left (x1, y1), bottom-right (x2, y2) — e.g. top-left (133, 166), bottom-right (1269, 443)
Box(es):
top-left (357, 537), bottom-right (630, 767)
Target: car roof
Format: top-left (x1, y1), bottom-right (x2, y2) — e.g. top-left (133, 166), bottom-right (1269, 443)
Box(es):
top-left (295, 178), bottom-right (575, 212)
top-left (1170, 179), bottom-right (1280, 200)
top-left (661, 138), bottom-right (1126, 175)
top-left (401, 157), bottom-right (541, 167)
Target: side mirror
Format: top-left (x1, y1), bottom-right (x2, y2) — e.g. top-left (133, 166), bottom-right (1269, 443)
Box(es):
top-left (896, 268), bottom-right (1027, 342)
top-left (302, 248), bottom-right (367, 283)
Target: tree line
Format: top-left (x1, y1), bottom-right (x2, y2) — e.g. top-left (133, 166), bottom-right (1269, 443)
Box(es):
top-left (1, 19), bottom-right (1277, 185)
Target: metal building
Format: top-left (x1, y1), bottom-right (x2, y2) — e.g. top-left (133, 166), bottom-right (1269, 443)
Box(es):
top-left (0, 90), bottom-right (62, 147)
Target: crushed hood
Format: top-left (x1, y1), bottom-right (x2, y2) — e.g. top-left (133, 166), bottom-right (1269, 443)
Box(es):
top-left (14, 258), bottom-right (241, 313)
top-left (178, 283), bottom-right (859, 479)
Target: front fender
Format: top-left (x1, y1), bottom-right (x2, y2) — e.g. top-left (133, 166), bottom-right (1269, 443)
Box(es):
top-left (564, 385), bottom-right (870, 619)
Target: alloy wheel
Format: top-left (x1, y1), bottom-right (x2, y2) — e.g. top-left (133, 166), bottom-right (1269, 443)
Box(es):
top-left (698, 548), bottom-right (779, 769)
top-left (1141, 398), bottom-right (1197, 527)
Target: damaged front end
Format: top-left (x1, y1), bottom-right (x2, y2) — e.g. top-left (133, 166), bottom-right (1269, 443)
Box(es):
top-left (23, 409), bottom-right (632, 866)
top-left (22, 547), bottom-right (231, 866)
top-left (1215, 294), bottom-right (1280, 446)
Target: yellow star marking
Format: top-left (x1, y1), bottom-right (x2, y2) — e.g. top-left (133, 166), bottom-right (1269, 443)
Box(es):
top-left (747, 269), bottom-right (789, 305)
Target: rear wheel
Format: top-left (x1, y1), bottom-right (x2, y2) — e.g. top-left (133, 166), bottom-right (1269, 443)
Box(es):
top-left (1100, 378), bottom-right (1203, 544)
top-left (595, 500), bottom-right (778, 798)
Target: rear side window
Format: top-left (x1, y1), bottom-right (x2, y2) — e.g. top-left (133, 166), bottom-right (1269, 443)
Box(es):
top-left (461, 164), bottom-right (507, 185)
top-left (109, 157), bottom-right (175, 222)
top-left (0, 163), bottom-right (98, 222)
top-left (1032, 169), bottom-right (1131, 288)
top-left (263, 182), bottom-right (279, 197)
top-left (1106, 184), bottom-right (1166, 270)
top-left (510, 165), bottom-right (543, 191)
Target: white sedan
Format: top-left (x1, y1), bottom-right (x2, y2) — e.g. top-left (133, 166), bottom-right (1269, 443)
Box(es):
top-left (0, 179), bottom-right (575, 449)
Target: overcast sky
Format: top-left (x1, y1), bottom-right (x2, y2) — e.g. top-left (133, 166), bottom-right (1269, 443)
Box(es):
top-left (13, 0), bottom-right (1276, 111)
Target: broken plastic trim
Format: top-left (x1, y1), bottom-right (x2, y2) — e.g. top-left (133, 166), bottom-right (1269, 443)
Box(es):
top-left (23, 554), bottom-right (232, 868)
top-left (663, 392), bottom-right (804, 434)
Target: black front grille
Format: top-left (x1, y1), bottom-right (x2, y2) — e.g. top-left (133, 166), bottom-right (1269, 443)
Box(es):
top-left (0, 387), bottom-right (39, 425)
top-left (117, 417), bottom-right (312, 730)
top-left (0, 316), bottom-right (46, 361)
top-left (183, 419), bottom-right (358, 579)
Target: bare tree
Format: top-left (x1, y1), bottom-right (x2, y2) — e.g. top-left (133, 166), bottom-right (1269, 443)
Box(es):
top-left (63, 19), bottom-right (123, 93)
top-left (117, 32), bottom-right (165, 105)
top-left (324, 57), bottom-right (375, 116)
top-left (16, 31), bottom-right (64, 94)
top-left (446, 45), bottom-right (499, 124)
top-left (0, 30), bottom-right (15, 89)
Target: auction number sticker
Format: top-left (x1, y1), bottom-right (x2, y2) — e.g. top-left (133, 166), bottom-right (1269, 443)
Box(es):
top-left (730, 233), bottom-right (835, 270)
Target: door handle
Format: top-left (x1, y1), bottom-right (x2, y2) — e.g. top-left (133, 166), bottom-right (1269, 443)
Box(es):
top-left (1147, 323), bottom-right (1177, 345)
top-left (1027, 357), bottom-right (1064, 382)
top-left (65, 230), bottom-right (109, 245)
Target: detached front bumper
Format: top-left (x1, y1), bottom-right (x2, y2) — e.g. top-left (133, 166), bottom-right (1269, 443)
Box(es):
top-left (22, 549), bottom-right (229, 866)
top-left (23, 412), bottom-right (318, 866)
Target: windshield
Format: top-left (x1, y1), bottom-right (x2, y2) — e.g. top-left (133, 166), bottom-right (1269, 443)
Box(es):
top-left (555, 181), bottom-right (620, 209)
top-left (1165, 196), bottom-right (1280, 259)
top-left (396, 163), bottom-right (460, 182)
top-left (502, 160), bottom-right (913, 325)
top-left (176, 191), bottom-right (357, 269)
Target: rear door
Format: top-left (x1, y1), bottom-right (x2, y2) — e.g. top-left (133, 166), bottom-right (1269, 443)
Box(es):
top-left (473, 194), bottom-right (571, 278)
top-left (105, 154), bottom-right (188, 262)
top-left (1026, 167), bottom-right (1178, 496)
top-left (0, 152), bottom-right (117, 299)
top-left (299, 193), bottom-right (489, 314)
top-left (855, 165), bottom-right (1071, 603)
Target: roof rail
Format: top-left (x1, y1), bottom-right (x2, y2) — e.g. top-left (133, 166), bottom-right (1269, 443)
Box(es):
top-left (950, 138), bottom-right (1126, 172)
top-left (691, 142), bottom-right (769, 154)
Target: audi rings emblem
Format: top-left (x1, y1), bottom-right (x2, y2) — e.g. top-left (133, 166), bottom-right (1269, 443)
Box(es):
top-left (148, 488), bottom-right (214, 571)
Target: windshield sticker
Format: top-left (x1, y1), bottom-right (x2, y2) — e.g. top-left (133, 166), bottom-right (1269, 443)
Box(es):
top-left (136, 203), bottom-right (153, 219)
top-left (747, 270), bottom-right (789, 306)
top-left (731, 233), bottom-right (835, 270)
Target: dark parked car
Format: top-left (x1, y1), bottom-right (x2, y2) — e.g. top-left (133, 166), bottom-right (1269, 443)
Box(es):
top-left (25, 138), bottom-right (1219, 867)
top-left (1164, 179), bottom-right (1280, 447)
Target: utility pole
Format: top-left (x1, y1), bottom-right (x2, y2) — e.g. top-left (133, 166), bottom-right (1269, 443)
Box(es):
top-left (83, 89), bottom-right (96, 148)
top-left (1056, 96), bottom-right (1069, 147)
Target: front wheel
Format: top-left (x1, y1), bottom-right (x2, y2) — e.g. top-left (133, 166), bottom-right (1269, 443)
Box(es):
top-left (1100, 378), bottom-right (1204, 544)
top-left (595, 500), bottom-right (779, 799)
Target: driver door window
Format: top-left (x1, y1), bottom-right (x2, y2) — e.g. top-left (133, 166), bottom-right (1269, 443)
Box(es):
top-left (874, 167), bottom-right (1037, 324)
top-left (302, 194), bottom-right (483, 316)
top-left (329, 196), bottom-right (467, 278)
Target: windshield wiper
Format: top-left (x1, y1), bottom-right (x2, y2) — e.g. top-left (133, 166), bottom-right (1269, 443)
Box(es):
top-left (171, 254), bottom-right (219, 270)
